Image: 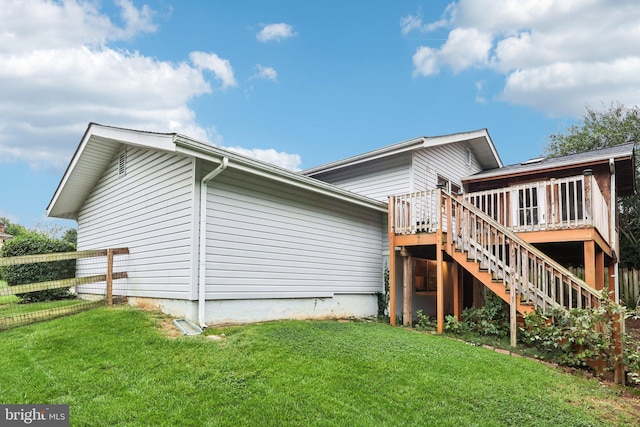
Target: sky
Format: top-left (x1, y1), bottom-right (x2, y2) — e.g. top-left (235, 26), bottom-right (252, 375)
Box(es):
top-left (2, 0), bottom-right (640, 230)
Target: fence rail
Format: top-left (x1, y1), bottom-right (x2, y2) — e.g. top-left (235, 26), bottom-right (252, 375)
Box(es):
top-left (0, 248), bottom-right (128, 330)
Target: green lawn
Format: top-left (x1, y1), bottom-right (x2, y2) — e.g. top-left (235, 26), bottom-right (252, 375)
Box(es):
top-left (0, 308), bottom-right (637, 426)
top-left (0, 279), bottom-right (20, 304)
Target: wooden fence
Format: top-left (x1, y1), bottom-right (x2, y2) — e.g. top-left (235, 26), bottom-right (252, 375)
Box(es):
top-left (0, 248), bottom-right (128, 330)
top-left (620, 268), bottom-right (640, 309)
top-left (568, 266), bottom-right (639, 309)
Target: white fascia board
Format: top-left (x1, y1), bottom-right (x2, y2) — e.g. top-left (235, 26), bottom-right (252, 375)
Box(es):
top-left (175, 136), bottom-right (388, 213)
top-left (46, 125), bottom-right (96, 216)
top-left (303, 128), bottom-right (502, 176)
top-left (46, 123), bottom-right (178, 217)
top-left (88, 123), bottom-right (177, 152)
top-left (302, 137), bottom-right (425, 176)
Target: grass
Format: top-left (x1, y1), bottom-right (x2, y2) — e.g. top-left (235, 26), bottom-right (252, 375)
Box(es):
top-left (0, 279), bottom-right (20, 304)
top-left (0, 308), bottom-right (638, 426)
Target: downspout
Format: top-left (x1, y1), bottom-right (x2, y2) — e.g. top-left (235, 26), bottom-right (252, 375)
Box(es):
top-left (198, 157), bottom-right (229, 328)
top-left (610, 158), bottom-right (619, 302)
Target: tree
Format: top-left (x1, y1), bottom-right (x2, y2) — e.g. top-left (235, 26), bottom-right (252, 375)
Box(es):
top-left (61, 228), bottom-right (77, 246)
top-left (545, 103), bottom-right (640, 268)
top-left (0, 217), bottom-right (27, 238)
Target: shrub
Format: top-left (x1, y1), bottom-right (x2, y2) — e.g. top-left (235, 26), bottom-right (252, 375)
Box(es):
top-left (415, 309), bottom-right (436, 331)
top-left (459, 292), bottom-right (510, 337)
top-left (0, 231), bottom-right (76, 303)
top-left (520, 292), bottom-right (622, 370)
top-left (376, 265), bottom-right (390, 318)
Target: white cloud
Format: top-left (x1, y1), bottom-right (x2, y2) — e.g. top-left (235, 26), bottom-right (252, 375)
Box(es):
top-left (253, 65), bottom-right (278, 82)
top-left (413, 46), bottom-right (439, 76)
top-left (400, 14), bottom-right (423, 35)
top-left (0, 0), bottom-right (301, 172)
top-left (408, 0), bottom-right (640, 116)
top-left (438, 28), bottom-right (492, 73)
top-left (190, 51), bottom-right (238, 89)
top-left (257, 23), bottom-right (297, 42)
top-left (223, 146), bottom-right (302, 171)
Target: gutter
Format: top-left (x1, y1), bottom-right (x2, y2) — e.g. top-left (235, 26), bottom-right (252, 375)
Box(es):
top-left (198, 157), bottom-right (229, 328)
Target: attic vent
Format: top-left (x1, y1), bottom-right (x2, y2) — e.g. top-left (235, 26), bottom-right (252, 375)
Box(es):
top-left (118, 149), bottom-right (127, 176)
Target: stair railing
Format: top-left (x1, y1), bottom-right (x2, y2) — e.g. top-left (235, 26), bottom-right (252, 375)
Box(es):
top-left (444, 190), bottom-right (601, 312)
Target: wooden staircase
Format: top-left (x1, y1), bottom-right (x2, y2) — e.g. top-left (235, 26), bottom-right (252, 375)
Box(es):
top-left (390, 189), bottom-right (603, 346)
top-left (443, 191), bottom-right (601, 313)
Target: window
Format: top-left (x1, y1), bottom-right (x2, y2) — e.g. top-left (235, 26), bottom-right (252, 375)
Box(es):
top-left (518, 187), bottom-right (538, 225)
top-left (118, 148), bottom-right (127, 177)
top-left (436, 174), bottom-right (461, 194)
top-left (414, 259), bottom-right (437, 293)
top-left (560, 180), bottom-right (584, 221)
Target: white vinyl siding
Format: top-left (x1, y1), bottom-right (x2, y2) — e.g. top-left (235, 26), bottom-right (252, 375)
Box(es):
top-left (77, 147), bottom-right (195, 299)
top-left (412, 143), bottom-right (483, 192)
top-left (204, 168), bottom-right (385, 300)
top-left (310, 153), bottom-right (412, 202)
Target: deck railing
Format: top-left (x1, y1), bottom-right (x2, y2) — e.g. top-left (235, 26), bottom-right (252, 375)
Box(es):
top-left (464, 174), bottom-right (610, 243)
top-left (389, 189), bottom-right (602, 312)
top-left (446, 192), bottom-right (601, 312)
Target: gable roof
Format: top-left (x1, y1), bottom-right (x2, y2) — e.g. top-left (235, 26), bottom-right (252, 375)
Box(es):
top-left (464, 142), bottom-right (636, 195)
top-left (302, 129), bottom-right (503, 176)
top-left (46, 123), bottom-right (387, 220)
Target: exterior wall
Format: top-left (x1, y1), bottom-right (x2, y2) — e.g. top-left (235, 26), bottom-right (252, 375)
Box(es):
top-left (203, 167), bottom-right (386, 301)
top-left (309, 152), bottom-right (412, 202)
top-left (77, 147), bottom-right (196, 299)
top-left (412, 143), bottom-right (483, 192)
top-left (309, 143), bottom-right (483, 202)
top-left (128, 294), bottom-right (378, 325)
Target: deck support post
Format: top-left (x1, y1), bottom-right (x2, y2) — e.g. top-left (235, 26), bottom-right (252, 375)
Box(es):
top-left (452, 262), bottom-right (462, 321)
top-left (436, 189), bottom-right (444, 334)
top-left (388, 196), bottom-right (397, 326)
top-left (401, 247), bottom-right (412, 327)
top-left (509, 244), bottom-right (517, 348)
top-left (584, 240), bottom-right (596, 288)
top-left (595, 248), bottom-right (605, 291)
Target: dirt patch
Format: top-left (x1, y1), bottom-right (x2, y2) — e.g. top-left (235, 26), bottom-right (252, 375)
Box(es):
top-left (155, 315), bottom-right (184, 338)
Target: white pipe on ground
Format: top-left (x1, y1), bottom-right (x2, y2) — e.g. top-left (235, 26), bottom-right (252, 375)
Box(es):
top-left (198, 157), bottom-right (229, 328)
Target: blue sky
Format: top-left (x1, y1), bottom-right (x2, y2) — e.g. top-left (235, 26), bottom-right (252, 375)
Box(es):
top-left (2, 0), bottom-right (640, 230)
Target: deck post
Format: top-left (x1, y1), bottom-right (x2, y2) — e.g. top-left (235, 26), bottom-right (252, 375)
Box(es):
top-left (401, 247), bottom-right (412, 327)
top-left (584, 240), bottom-right (596, 288)
top-left (436, 189), bottom-right (444, 334)
top-left (389, 196), bottom-right (397, 325)
top-left (595, 248), bottom-right (605, 291)
top-left (509, 244), bottom-right (517, 347)
top-left (452, 262), bottom-right (462, 321)
top-left (613, 313), bottom-right (625, 385)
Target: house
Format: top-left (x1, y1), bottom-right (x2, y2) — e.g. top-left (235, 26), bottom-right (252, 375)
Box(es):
top-left (0, 221), bottom-right (12, 250)
top-left (303, 129), bottom-right (504, 322)
top-left (47, 123), bottom-right (635, 335)
top-left (46, 123), bottom-right (388, 327)
top-left (306, 135), bottom-right (635, 346)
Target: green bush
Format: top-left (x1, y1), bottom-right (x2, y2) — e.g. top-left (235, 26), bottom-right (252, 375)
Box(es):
top-left (0, 231), bottom-right (76, 303)
top-left (415, 309), bottom-right (436, 331)
top-left (520, 292), bottom-right (622, 370)
top-left (459, 292), bottom-right (510, 337)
